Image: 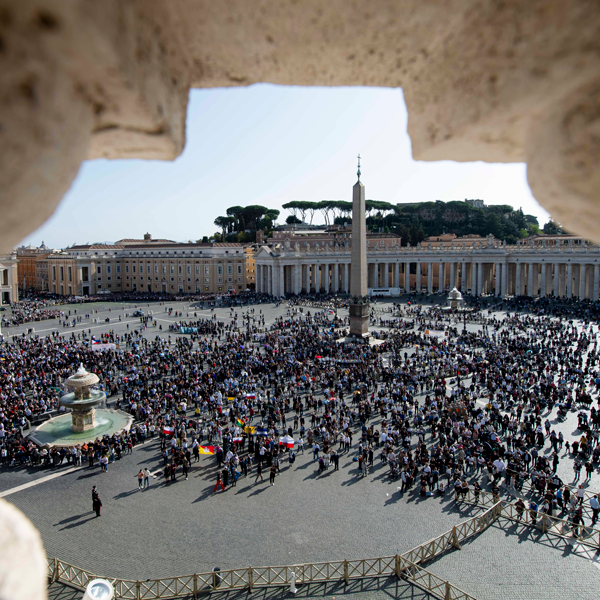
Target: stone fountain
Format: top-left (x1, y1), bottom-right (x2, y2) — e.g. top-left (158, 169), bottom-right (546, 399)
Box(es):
top-left (28, 365), bottom-right (133, 448)
top-left (60, 364), bottom-right (105, 432)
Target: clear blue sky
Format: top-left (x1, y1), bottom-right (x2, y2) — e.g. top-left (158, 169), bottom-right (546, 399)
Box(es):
top-left (20, 85), bottom-right (550, 249)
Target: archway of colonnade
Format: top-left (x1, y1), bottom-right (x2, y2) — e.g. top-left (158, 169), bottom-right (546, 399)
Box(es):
top-left (256, 258), bottom-right (600, 300)
top-left (1, 0), bottom-right (599, 253)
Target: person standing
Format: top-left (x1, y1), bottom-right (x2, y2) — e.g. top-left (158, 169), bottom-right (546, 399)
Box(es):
top-left (214, 472), bottom-right (224, 493)
top-left (254, 461), bottom-right (264, 483)
top-left (92, 487), bottom-right (102, 517)
top-left (143, 468), bottom-right (151, 489)
top-left (590, 494), bottom-right (600, 526)
top-left (137, 469), bottom-right (144, 489)
top-left (269, 464), bottom-right (276, 486)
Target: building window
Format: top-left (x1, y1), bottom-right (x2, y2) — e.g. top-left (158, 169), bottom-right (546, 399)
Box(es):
top-left (204, 266), bottom-right (209, 275)
top-left (68, 266), bottom-right (72, 282)
top-left (195, 266), bottom-right (200, 274)
top-left (170, 266), bottom-right (174, 274)
top-left (178, 266), bottom-right (182, 275)
top-left (227, 265), bottom-right (233, 275)
top-left (155, 265), bottom-right (158, 274)
top-left (106, 265), bottom-right (111, 274)
top-left (116, 265), bottom-right (121, 274)
top-left (59, 266), bottom-right (64, 280)
top-left (237, 265), bottom-right (242, 274)
top-left (147, 265), bottom-right (151, 274)
top-left (204, 278), bottom-right (210, 283)
top-left (52, 266), bottom-right (56, 279)
top-left (125, 265), bottom-right (129, 273)
top-left (162, 265), bottom-right (166, 274)
top-left (132, 265), bottom-right (136, 273)
top-left (217, 266), bottom-right (223, 275)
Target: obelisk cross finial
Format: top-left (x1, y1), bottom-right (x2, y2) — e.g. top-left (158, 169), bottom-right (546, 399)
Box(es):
top-left (357, 154), bottom-right (361, 181)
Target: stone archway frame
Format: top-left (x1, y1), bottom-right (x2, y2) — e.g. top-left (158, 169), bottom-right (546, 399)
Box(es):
top-left (1, 0), bottom-right (599, 252)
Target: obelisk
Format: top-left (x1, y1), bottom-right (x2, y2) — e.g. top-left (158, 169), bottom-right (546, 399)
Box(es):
top-left (349, 155), bottom-right (369, 337)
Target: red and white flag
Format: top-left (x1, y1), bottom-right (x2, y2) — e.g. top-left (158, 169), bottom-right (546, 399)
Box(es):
top-left (163, 425), bottom-right (175, 436)
top-left (279, 435), bottom-right (295, 448)
top-left (232, 436), bottom-right (243, 443)
top-left (246, 393), bottom-right (256, 400)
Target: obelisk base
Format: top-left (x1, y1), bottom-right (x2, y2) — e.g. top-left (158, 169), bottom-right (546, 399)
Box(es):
top-left (349, 303), bottom-right (369, 337)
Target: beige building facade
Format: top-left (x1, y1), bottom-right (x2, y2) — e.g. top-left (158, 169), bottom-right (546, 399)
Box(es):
top-left (47, 242), bottom-right (247, 296)
top-left (0, 255), bottom-right (19, 305)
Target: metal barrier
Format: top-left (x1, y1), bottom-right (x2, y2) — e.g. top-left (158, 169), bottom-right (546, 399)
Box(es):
top-left (398, 557), bottom-right (478, 600)
top-left (47, 504), bottom-right (501, 599)
top-left (459, 488), bottom-right (600, 548)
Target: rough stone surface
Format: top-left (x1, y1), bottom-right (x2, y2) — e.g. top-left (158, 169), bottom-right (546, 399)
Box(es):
top-left (0, 499), bottom-right (47, 600)
top-left (1, 1), bottom-right (600, 251)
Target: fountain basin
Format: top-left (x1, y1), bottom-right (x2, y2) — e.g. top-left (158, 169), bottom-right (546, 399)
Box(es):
top-left (27, 409), bottom-right (134, 448)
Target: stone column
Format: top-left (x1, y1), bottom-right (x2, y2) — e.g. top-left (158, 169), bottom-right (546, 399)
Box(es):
top-left (540, 263), bottom-right (546, 298)
top-left (282, 264), bottom-right (287, 296)
top-left (477, 262), bottom-right (484, 295)
top-left (266, 265), bottom-right (271, 295)
top-left (427, 263), bottom-right (433, 294)
top-left (342, 263), bottom-right (349, 293)
top-left (383, 263), bottom-right (389, 287)
top-left (416, 262), bottom-right (422, 292)
top-left (405, 262), bottom-right (410, 292)
top-left (495, 264), bottom-right (501, 296)
top-left (502, 263), bottom-right (508, 298)
top-left (255, 265), bottom-right (261, 293)
top-left (580, 264), bottom-right (587, 299)
top-left (527, 263), bottom-right (534, 297)
top-left (515, 263), bottom-right (521, 296)
top-left (323, 264), bottom-right (330, 293)
top-left (439, 262), bottom-right (445, 292)
top-left (333, 263), bottom-right (339, 293)
top-left (450, 263), bottom-right (455, 289)
top-left (553, 263), bottom-right (560, 297)
top-left (394, 263), bottom-right (400, 290)
top-left (594, 265), bottom-right (600, 302)
top-left (567, 263), bottom-right (573, 298)
top-left (470, 262), bottom-right (477, 294)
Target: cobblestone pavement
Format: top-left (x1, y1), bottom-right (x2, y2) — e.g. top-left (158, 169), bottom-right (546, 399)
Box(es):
top-left (48, 576), bottom-right (435, 600)
top-left (427, 521), bottom-right (600, 600)
top-left (7, 432), bottom-right (482, 579)
top-left (5, 298), bottom-right (600, 598)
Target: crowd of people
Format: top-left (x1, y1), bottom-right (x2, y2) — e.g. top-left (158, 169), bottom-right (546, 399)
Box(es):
top-left (2, 291), bottom-right (600, 532)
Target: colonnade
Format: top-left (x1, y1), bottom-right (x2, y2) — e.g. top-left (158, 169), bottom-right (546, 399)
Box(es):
top-left (256, 257), bottom-right (600, 301)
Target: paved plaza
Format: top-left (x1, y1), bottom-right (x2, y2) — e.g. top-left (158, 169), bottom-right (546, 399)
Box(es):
top-left (3, 298), bottom-right (600, 598)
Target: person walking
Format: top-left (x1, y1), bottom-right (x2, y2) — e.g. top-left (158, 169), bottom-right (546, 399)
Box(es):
top-left (214, 472), bottom-right (225, 493)
top-left (143, 468), bottom-right (151, 489)
top-left (137, 469), bottom-right (144, 489)
top-left (92, 487), bottom-right (102, 517)
top-left (269, 464), bottom-right (276, 486)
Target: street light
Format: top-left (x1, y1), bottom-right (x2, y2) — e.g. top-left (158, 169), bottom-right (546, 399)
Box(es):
top-left (82, 579), bottom-right (114, 600)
